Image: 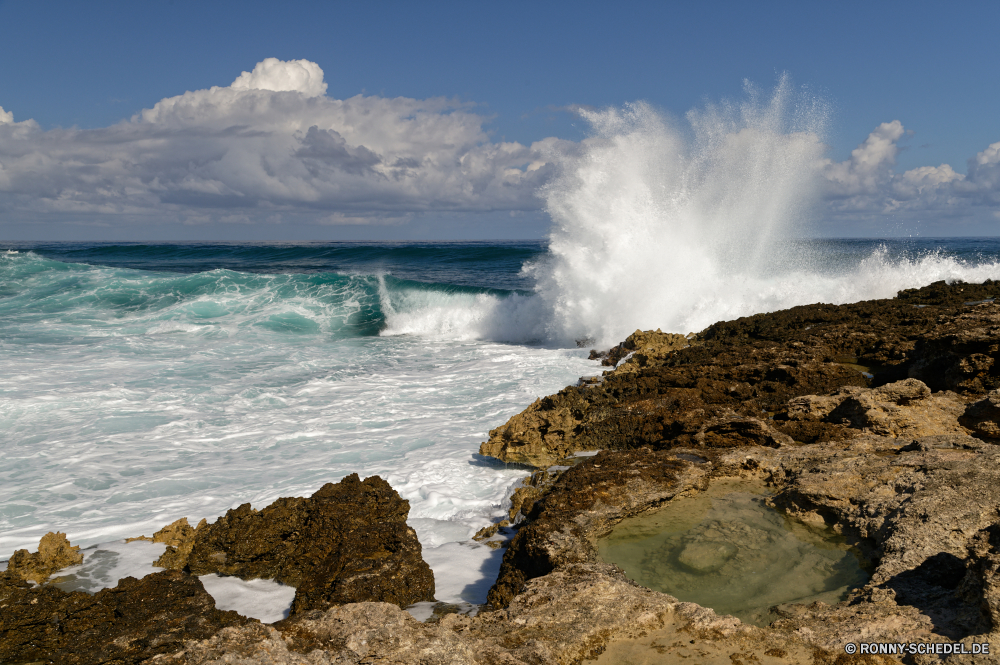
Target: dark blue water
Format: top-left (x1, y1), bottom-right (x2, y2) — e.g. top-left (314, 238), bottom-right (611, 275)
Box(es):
top-left (0, 241), bottom-right (548, 291)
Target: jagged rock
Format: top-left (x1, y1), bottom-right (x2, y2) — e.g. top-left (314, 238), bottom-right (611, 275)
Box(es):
top-left (599, 327), bottom-right (690, 370)
top-left (153, 517), bottom-right (209, 569)
top-left (5, 531), bottom-right (83, 583)
top-left (960, 389), bottom-right (1000, 438)
top-left (185, 473), bottom-right (434, 614)
top-left (0, 568), bottom-right (248, 665)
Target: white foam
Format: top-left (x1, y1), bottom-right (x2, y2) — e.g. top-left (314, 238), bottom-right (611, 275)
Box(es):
top-left (199, 573), bottom-right (296, 623)
top-left (421, 540), bottom-right (505, 613)
top-left (49, 540), bottom-right (167, 593)
top-left (1, 328), bottom-right (593, 605)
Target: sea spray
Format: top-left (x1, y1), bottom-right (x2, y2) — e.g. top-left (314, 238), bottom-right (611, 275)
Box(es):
top-left (529, 76), bottom-right (830, 346)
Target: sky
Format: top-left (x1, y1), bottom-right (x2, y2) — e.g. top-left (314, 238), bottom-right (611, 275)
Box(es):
top-left (0, 0), bottom-right (998, 241)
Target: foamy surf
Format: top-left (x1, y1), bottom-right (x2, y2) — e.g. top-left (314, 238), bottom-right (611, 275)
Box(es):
top-left (3, 83), bottom-right (1000, 614)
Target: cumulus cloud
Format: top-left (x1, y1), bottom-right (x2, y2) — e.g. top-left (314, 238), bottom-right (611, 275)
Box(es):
top-left (229, 58), bottom-right (327, 97)
top-left (821, 121), bottom-right (1000, 223)
top-left (0, 58), bottom-right (574, 226)
top-left (1, 62), bottom-right (998, 234)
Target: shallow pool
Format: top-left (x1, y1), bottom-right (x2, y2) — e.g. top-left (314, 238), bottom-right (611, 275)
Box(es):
top-left (597, 479), bottom-right (869, 626)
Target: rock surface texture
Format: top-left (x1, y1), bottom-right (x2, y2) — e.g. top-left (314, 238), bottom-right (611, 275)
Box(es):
top-left (0, 569), bottom-right (248, 665)
top-left (5, 531), bottom-right (83, 584)
top-left (184, 473), bottom-right (435, 614)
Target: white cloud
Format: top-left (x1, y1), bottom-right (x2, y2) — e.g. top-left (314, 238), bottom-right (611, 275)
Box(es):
top-left (821, 121), bottom-right (1000, 226)
top-left (229, 58), bottom-right (327, 97)
top-left (1, 63), bottom-right (998, 235)
top-left (0, 58), bottom-right (572, 226)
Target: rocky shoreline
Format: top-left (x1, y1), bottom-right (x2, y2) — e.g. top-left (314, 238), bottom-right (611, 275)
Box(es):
top-left (5, 279), bottom-right (1000, 663)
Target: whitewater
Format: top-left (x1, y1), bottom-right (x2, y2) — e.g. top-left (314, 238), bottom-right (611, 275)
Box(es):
top-left (3, 81), bottom-right (1000, 619)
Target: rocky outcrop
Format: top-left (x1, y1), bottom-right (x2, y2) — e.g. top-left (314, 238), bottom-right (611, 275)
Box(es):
top-left (147, 567), bottom-right (854, 665)
top-left (5, 531), bottom-right (83, 583)
top-left (184, 473), bottom-right (434, 614)
top-left (0, 568), bottom-right (248, 665)
top-left (591, 327), bottom-right (690, 371)
top-left (154, 517), bottom-right (210, 569)
top-left (467, 282), bottom-right (1000, 660)
top-left (482, 280), bottom-right (1000, 467)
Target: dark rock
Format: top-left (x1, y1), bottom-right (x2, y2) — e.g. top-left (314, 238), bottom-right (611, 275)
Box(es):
top-left (960, 389), bottom-right (1000, 438)
top-left (0, 568), bottom-right (247, 665)
top-left (487, 448), bottom-right (699, 609)
top-left (185, 473), bottom-right (435, 614)
top-left (482, 281), bottom-right (1000, 467)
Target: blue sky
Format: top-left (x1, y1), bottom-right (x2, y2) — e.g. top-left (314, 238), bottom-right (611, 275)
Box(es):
top-left (1, 0), bottom-right (998, 240)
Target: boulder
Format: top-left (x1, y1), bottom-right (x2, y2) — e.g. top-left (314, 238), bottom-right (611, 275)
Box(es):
top-left (5, 531), bottom-right (83, 583)
top-left (184, 473), bottom-right (435, 614)
top-left (960, 389), bottom-right (1000, 438)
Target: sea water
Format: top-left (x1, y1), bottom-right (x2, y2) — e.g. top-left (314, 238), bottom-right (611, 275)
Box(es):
top-left (2, 238), bottom-right (999, 620)
top-left (598, 480), bottom-right (869, 626)
top-left (3, 83), bottom-right (1000, 619)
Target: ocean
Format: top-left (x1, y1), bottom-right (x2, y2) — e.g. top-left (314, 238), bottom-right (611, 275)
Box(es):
top-left (5, 86), bottom-right (1000, 614)
top-left (3, 238), bottom-right (1000, 618)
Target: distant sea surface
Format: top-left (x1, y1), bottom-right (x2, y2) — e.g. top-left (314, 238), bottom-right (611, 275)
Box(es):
top-left (3, 238), bottom-right (1000, 605)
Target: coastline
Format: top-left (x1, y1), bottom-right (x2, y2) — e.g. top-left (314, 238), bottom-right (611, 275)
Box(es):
top-left (6, 278), bottom-right (1000, 663)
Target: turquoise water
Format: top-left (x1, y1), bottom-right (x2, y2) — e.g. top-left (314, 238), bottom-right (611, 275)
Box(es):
top-left (1, 238), bottom-right (999, 608)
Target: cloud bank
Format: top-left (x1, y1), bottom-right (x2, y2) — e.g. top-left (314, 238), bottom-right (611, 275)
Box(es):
top-left (0, 59), bottom-right (997, 236)
top-left (822, 119), bottom-right (1000, 227)
top-left (0, 59), bottom-right (574, 229)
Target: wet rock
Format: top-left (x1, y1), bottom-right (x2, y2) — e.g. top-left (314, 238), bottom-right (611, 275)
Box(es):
top-left (599, 328), bottom-right (690, 370)
top-left (153, 517), bottom-right (209, 569)
top-left (185, 473), bottom-right (434, 614)
top-left (0, 568), bottom-right (248, 665)
top-left (5, 531), bottom-right (83, 584)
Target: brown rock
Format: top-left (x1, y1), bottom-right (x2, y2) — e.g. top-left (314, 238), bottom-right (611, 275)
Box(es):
top-left (185, 473), bottom-right (434, 614)
top-left (5, 531), bottom-right (83, 584)
top-left (826, 378), bottom-right (968, 438)
top-left (960, 389), bottom-right (1000, 438)
top-left (599, 327), bottom-right (690, 370)
top-left (153, 517), bottom-right (209, 569)
top-left (0, 568), bottom-right (248, 665)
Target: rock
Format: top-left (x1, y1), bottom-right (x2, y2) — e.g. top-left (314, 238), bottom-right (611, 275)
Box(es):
top-left (599, 328), bottom-right (690, 370)
top-left (0, 568), bottom-right (248, 665)
top-left (960, 521), bottom-right (1000, 634)
top-left (153, 517), bottom-right (209, 569)
top-left (5, 531), bottom-right (83, 583)
top-left (677, 538), bottom-right (739, 573)
top-left (786, 387), bottom-right (863, 421)
top-left (960, 389), bottom-right (1000, 438)
top-left (825, 378), bottom-right (968, 438)
top-left (487, 448), bottom-right (706, 610)
top-left (185, 473), bottom-right (434, 614)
